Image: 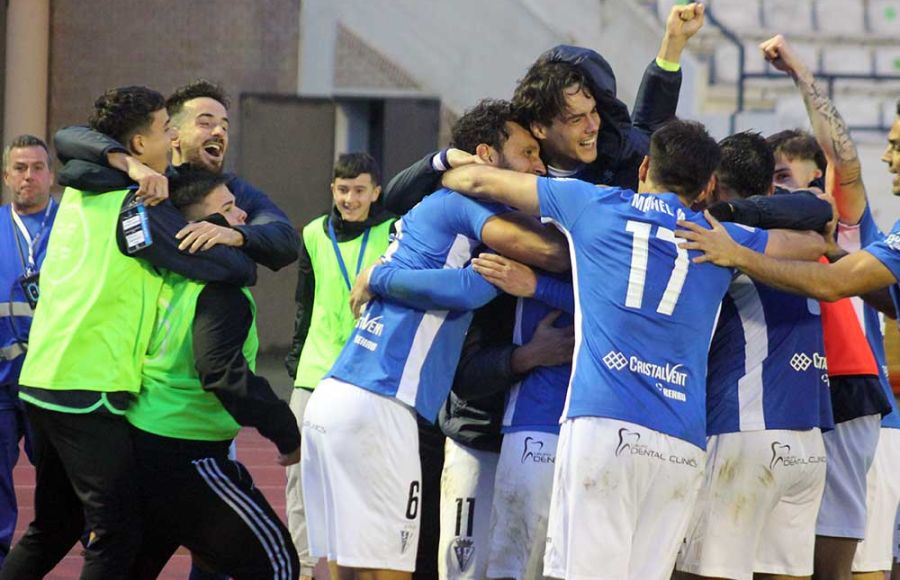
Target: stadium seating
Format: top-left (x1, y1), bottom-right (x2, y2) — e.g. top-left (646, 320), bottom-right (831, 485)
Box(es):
top-left (815, 0), bottom-right (866, 34)
top-left (761, 0), bottom-right (815, 34)
top-left (649, 0), bottom-right (900, 131)
top-left (870, 0), bottom-right (900, 35)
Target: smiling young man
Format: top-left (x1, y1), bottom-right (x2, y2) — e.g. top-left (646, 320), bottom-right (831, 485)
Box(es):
top-left (510, 3), bottom-right (705, 189)
top-left (284, 152), bottom-right (395, 579)
top-left (53, 79), bottom-right (299, 272)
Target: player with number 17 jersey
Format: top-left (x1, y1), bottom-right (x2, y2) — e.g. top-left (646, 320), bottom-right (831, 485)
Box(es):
top-left (536, 176), bottom-right (768, 580)
top-left (538, 178), bottom-right (768, 448)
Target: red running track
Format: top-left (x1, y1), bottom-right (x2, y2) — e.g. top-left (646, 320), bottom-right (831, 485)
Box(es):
top-left (11, 429), bottom-right (290, 579)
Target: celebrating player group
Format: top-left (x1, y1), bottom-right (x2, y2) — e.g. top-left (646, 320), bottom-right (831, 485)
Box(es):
top-left (2, 2), bottom-right (900, 579)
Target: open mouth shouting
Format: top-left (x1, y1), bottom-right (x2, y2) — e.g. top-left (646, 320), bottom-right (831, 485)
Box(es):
top-left (201, 140), bottom-right (225, 167)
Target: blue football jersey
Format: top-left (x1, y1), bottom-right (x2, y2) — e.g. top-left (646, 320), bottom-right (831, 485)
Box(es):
top-left (327, 188), bottom-right (504, 421)
top-left (864, 217), bottom-right (900, 327)
top-left (706, 275), bottom-right (833, 435)
top-left (503, 279), bottom-right (574, 435)
top-left (841, 209), bottom-right (900, 429)
top-left (537, 177), bottom-right (768, 448)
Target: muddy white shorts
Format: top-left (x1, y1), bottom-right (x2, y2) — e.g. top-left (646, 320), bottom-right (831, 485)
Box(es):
top-left (676, 428), bottom-right (826, 580)
top-left (487, 430), bottom-right (558, 580)
top-left (543, 418), bottom-right (704, 580)
top-left (301, 378), bottom-right (421, 571)
top-left (437, 438), bottom-right (499, 579)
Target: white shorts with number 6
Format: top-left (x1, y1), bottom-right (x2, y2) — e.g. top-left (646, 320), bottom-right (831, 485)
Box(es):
top-left (301, 378), bottom-right (421, 571)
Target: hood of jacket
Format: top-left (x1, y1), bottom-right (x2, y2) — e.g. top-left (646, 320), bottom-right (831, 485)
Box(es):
top-left (541, 45), bottom-right (634, 171)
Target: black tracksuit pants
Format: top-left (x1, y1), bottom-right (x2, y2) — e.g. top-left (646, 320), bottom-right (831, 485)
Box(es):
top-left (0, 403), bottom-right (141, 580)
top-left (130, 429), bottom-right (299, 580)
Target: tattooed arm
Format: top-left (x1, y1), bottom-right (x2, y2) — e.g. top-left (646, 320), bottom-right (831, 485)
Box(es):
top-left (760, 34), bottom-right (866, 224)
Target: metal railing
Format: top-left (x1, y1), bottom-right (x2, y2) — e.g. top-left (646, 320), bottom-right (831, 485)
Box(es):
top-left (703, 7), bottom-right (900, 134)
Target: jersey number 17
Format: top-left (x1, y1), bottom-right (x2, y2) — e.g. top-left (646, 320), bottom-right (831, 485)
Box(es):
top-left (624, 220), bottom-right (688, 316)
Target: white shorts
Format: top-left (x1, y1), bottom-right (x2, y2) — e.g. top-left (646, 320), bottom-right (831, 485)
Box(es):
top-left (853, 427), bottom-right (900, 572)
top-left (301, 378), bottom-right (421, 571)
top-left (816, 413), bottom-right (881, 539)
top-left (285, 387), bottom-right (317, 575)
top-left (676, 429), bottom-right (826, 580)
top-left (437, 438), bottom-right (499, 580)
top-left (543, 418), bottom-right (705, 580)
top-left (487, 430), bottom-right (558, 580)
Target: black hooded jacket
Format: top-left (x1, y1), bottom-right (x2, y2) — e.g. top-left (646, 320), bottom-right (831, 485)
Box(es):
top-left (382, 50), bottom-right (682, 214)
top-left (542, 45), bottom-right (681, 188)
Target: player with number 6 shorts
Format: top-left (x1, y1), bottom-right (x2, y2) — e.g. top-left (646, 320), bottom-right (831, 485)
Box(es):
top-left (300, 183), bottom-right (567, 578)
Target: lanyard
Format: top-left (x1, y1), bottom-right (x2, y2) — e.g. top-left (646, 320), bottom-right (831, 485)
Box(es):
top-left (11, 200), bottom-right (53, 275)
top-left (328, 219), bottom-right (370, 291)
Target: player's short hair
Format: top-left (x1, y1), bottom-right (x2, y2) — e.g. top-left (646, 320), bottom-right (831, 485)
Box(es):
top-left (649, 120), bottom-right (720, 201)
top-left (89, 86), bottom-right (166, 146)
top-left (450, 99), bottom-right (523, 155)
top-left (766, 129), bottom-right (826, 171)
top-left (512, 59), bottom-right (590, 127)
top-left (716, 131), bottom-right (774, 199)
top-left (3, 134), bottom-right (50, 170)
top-left (166, 80), bottom-right (230, 119)
top-left (333, 152), bottom-right (381, 186)
top-left (169, 165), bottom-right (230, 210)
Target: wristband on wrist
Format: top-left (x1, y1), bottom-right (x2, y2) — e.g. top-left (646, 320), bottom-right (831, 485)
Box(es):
top-left (432, 149), bottom-right (451, 172)
top-left (655, 57), bottom-right (681, 72)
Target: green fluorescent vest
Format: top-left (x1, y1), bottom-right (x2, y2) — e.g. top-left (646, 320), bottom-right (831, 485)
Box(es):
top-left (128, 274), bottom-right (258, 442)
top-left (20, 188), bottom-right (163, 392)
top-left (294, 216), bottom-right (393, 389)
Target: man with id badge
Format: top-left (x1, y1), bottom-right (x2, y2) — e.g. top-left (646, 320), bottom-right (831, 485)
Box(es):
top-left (1, 87), bottom-right (256, 580)
top-left (0, 135), bottom-right (56, 566)
top-left (284, 152), bottom-right (394, 578)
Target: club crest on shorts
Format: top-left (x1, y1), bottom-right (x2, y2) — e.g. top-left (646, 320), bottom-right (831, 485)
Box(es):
top-left (453, 537), bottom-right (475, 571)
top-left (400, 527), bottom-right (413, 554)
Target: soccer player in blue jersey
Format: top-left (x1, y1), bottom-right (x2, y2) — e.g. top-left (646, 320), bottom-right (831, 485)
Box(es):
top-left (463, 252), bottom-right (574, 580)
top-left (759, 35), bottom-right (900, 580)
top-left (443, 119), bottom-right (826, 580)
top-left (677, 217), bottom-right (900, 320)
top-left (675, 131), bottom-right (833, 580)
top-left (299, 111), bottom-right (565, 580)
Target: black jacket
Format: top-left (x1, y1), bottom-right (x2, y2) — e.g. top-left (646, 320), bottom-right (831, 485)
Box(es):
top-left (438, 294), bottom-right (520, 452)
top-left (544, 46), bottom-right (681, 189)
top-left (54, 126), bottom-right (299, 271)
top-left (381, 53), bottom-right (681, 213)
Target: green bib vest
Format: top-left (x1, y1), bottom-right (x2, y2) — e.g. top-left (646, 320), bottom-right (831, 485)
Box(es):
top-left (294, 216), bottom-right (393, 388)
top-left (20, 188), bottom-right (162, 393)
top-left (127, 274), bottom-right (258, 442)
